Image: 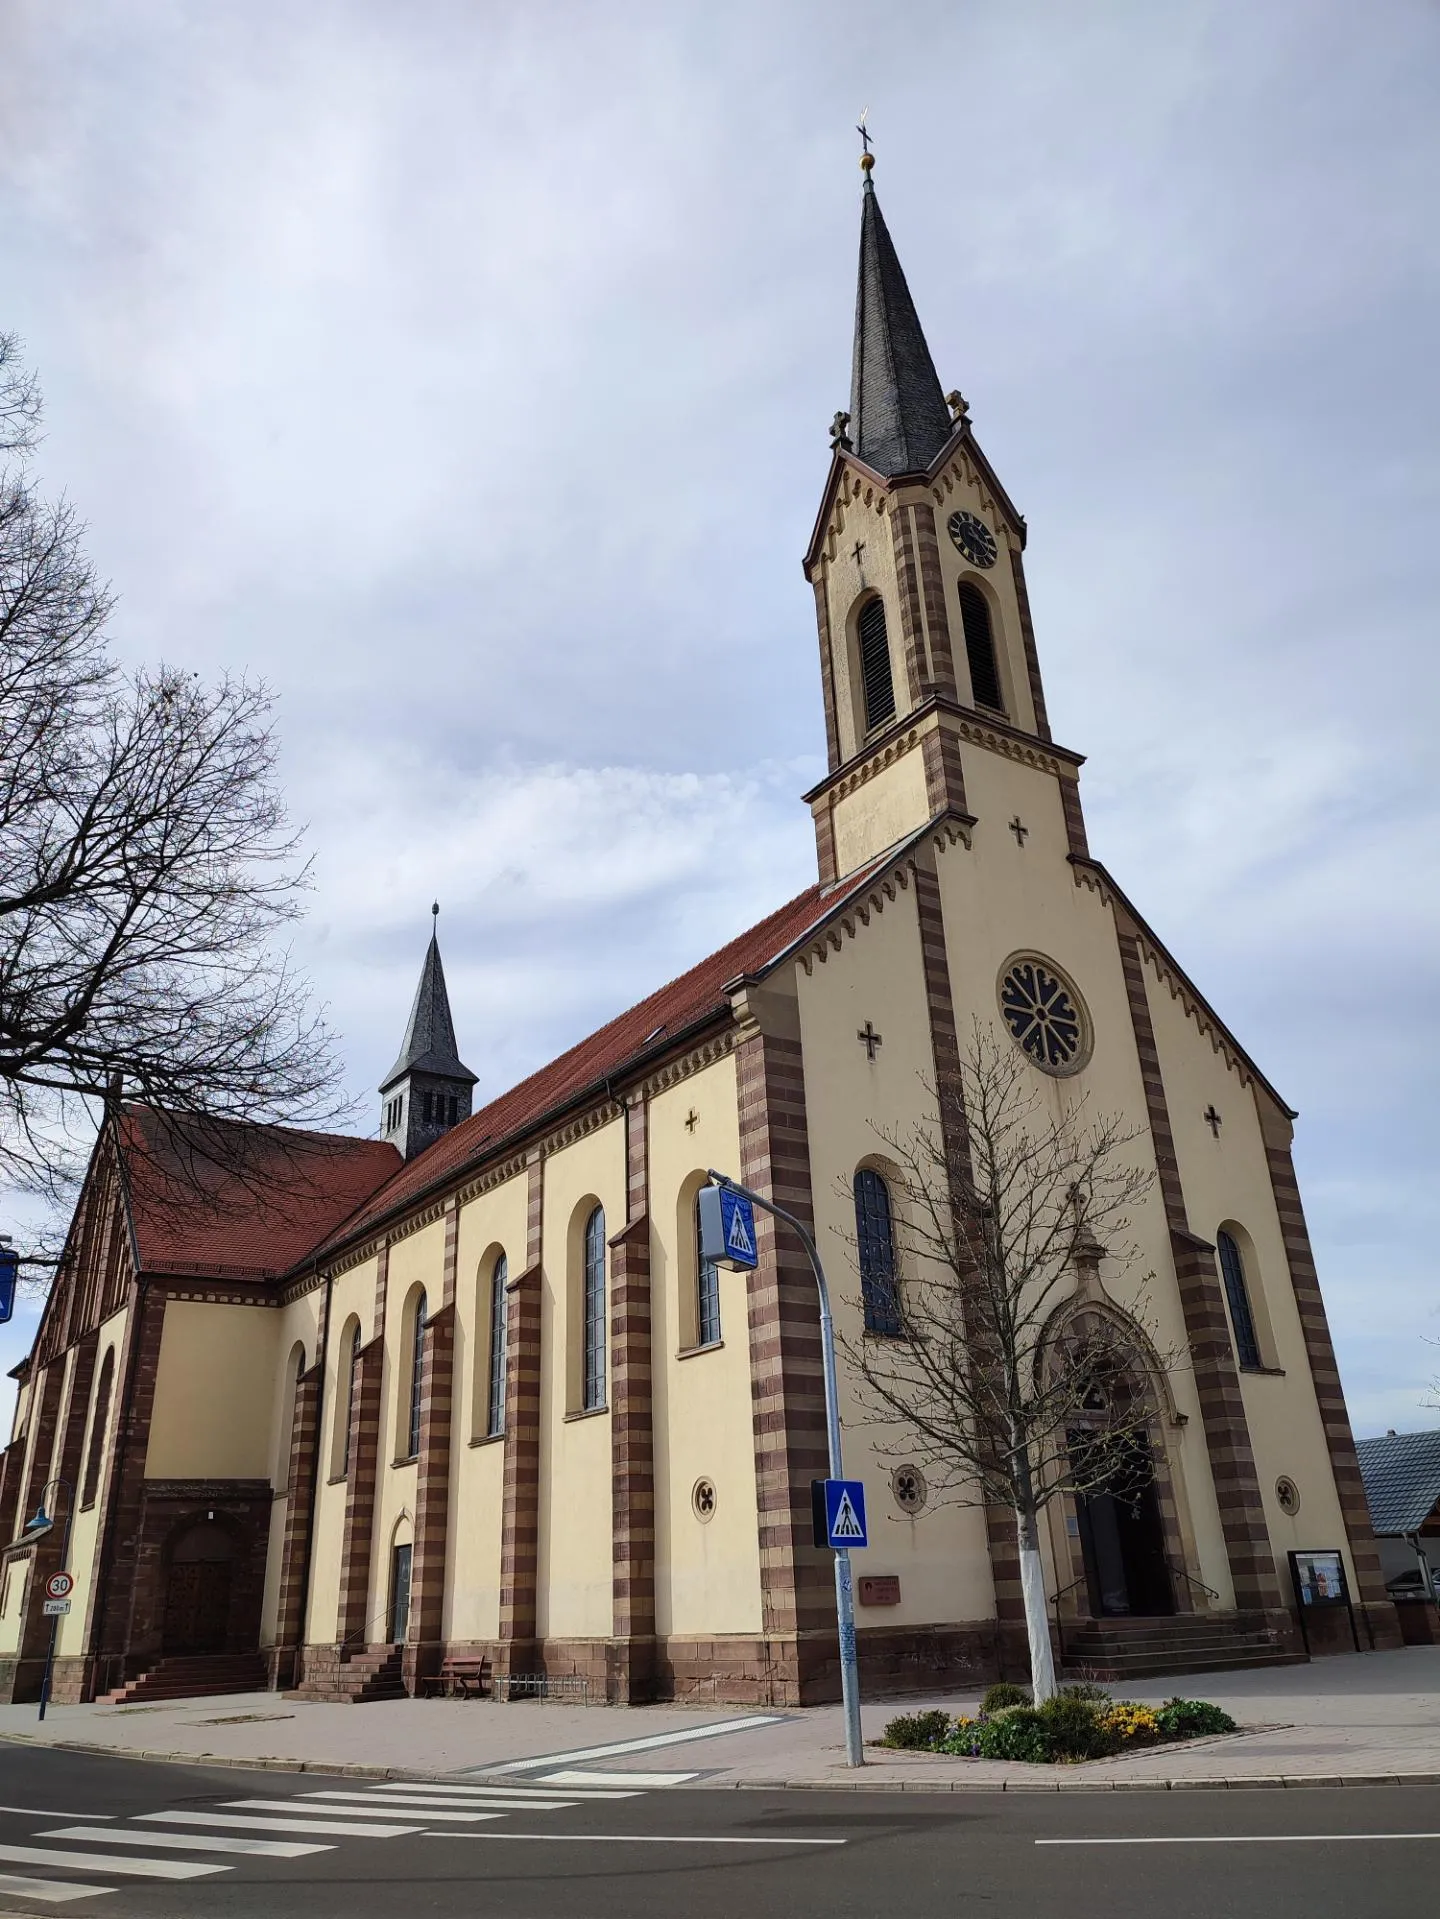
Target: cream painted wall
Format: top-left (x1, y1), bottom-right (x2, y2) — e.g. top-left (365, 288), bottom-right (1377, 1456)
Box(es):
top-left (648, 1053), bottom-right (763, 1637)
top-left (536, 1119), bottom-right (623, 1641)
top-left (796, 873), bottom-right (999, 1627)
top-left (923, 762), bottom-right (1243, 1609)
top-left (1147, 971), bottom-right (1356, 1591)
top-left (447, 1168), bottom-right (530, 1643)
top-left (302, 1255), bottom-right (377, 1645)
top-left (144, 1301), bottom-right (282, 1482)
top-left (830, 743), bottom-right (931, 878)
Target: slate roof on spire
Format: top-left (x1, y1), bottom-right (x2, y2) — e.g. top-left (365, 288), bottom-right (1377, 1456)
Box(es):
top-left (381, 928), bottom-right (477, 1091)
top-left (849, 174), bottom-right (953, 477)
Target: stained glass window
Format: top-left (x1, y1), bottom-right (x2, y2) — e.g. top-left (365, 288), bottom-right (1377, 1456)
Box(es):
top-left (695, 1196), bottom-right (722, 1348)
top-left (583, 1206), bottom-right (607, 1410)
top-left (487, 1253), bottom-right (508, 1436)
top-left (407, 1292), bottom-right (427, 1459)
top-left (1216, 1230), bottom-right (1262, 1371)
top-left (855, 1169), bottom-right (901, 1335)
top-left (999, 957), bottom-right (1087, 1073)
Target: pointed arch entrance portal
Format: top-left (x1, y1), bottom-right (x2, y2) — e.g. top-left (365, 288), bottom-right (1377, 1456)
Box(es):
top-left (162, 1521), bottom-right (236, 1654)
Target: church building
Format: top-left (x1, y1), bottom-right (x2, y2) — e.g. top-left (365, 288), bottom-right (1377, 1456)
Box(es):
top-left (0, 157), bottom-right (1397, 1707)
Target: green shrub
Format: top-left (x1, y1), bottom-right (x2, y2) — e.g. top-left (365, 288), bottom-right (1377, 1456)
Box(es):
top-left (880, 1708), bottom-right (953, 1751)
top-left (1154, 1697), bottom-right (1237, 1739)
top-left (980, 1680), bottom-right (1031, 1714)
top-left (1035, 1694), bottom-right (1117, 1760)
top-left (1058, 1681), bottom-right (1112, 1704)
top-left (975, 1706), bottom-right (1051, 1762)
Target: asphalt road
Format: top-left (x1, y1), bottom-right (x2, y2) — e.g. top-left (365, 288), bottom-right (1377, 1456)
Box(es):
top-left (0, 1742), bottom-right (1435, 1917)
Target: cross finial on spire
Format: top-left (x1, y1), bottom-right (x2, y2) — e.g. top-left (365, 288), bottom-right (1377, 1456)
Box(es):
top-left (431, 900), bottom-right (439, 922)
top-left (857, 106), bottom-right (874, 175)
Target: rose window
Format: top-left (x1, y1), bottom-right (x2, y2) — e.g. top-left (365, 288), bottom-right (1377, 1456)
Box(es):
top-left (998, 956), bottom-right (1089, 1074)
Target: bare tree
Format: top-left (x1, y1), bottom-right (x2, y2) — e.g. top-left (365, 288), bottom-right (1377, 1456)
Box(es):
top-left (0, 332), bottom-right (343, 1200)
top-left (838, 1025), bottom-right (1172, 1702)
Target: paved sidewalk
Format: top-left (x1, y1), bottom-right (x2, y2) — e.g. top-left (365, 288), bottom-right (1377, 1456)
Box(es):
top-left (0, 1646), bottom-right (1436, 1791)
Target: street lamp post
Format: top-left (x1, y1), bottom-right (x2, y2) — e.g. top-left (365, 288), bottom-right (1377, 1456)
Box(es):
top-left (707, 1171), bottom-right (865, 1769)
top-left (25, 1478), bottom-right (74, 1722)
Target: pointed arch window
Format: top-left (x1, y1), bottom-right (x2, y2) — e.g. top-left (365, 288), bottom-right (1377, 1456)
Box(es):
top-left (694, 1196), bottom-right (722, 1349)
top-left (958, 581), bottom-right (1003, 712)
top-left (79, 1348), bottom-right (115, 1510)
top-left (857, 597), bottom-right (896, 730)
top-left (855, 1168), bottom-right (901, 1335)
top-left (582, 1206), bottom-right (607, 1410)
top-left (407, 1292), bottom-right (428, 1459)
top-left (486, 1253), bottom-right (509, 1437)
top-left (1216, 1230), bottom-right (1262, 1371)
top-left (340, 1320), bottom-right (361, 1476)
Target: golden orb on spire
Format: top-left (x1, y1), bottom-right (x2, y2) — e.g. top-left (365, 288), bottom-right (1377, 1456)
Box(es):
top-left (860, 150), bottom-right (874, 173)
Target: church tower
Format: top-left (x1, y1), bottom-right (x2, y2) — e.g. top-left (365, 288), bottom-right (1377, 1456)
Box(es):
top-left (379, 906), bottom-right (477, 1159)
top-left (803, 149), bottom-right (1083, 885)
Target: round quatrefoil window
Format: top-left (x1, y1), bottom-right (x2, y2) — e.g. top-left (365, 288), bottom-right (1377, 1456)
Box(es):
top-left (692, 1477), bottom-right (717, 1523)
top-left (998, 954), bottom-right (1091, 1076)
top-left (1275, 1475), bottom-right (1301, 1515)
top-left (892, 1464), bottom-right (927, 1514)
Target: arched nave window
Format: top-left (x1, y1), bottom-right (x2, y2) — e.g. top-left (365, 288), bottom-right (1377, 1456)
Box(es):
top-left (857, 597), bottom-right (896, 731)
top-left (694, 1194), bottom-right (722, 1348)
top-left (855, 1168), bottom-right (901, 1335)
top-left (487, 1253), bottom-right (509, 1438)
top-left (340, 1320), bottom-right (362, 1476)
top-left (406, 1292), bottom-right (428, 1460)
top-left (1215, 1230), bottom-right (1262, 1372)
top-left (958, 581), bottom-right (1003, 712)
top-left (582, 1206), bottom-right (607, 1411)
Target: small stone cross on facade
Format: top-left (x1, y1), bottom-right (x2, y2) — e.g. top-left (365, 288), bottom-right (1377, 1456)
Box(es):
top-left (685, 1108), bottom-right (700, 1133)
top-left (1009, 816), bottom-right (1029, 846)
top-left (857, 1021), bottom-right (883, 1061)
top-left (1204, 1105), bottom-right (1222, 1138)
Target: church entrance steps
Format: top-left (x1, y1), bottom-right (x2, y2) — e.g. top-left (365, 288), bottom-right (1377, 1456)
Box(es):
top-left (98, 1653), bottom-right (269, 1705)
top-left (1059, 1613), bottom-right (1306, 1683)
top-left (288, 1644), bottom-right (407, 1704)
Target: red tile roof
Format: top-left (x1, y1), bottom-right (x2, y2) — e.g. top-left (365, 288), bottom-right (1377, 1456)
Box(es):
top-left (120, 1107), bottom-right (400, 1278)
top-left (303, 870), bottom-right (881, 1266)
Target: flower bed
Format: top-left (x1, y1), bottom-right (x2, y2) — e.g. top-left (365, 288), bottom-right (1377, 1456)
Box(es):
top-left (880, 1686), bottom-right (1238, 1764)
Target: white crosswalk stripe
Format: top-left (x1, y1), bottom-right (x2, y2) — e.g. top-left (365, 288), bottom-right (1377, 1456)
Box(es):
top-left (280, 1796), bottom-right (502, 1823)
top-left (0, 1841), bottom-right (223, 1880)
top-left (372, 1780), bottom-right (641, 1801)
top-left (45, 1824), bottom-right (332, 1858)
top-left (139, 1808), bottom-right (424, 1838)
top-left (0, 1869), bottom-right (115, 1904)
top-left (536, 1769), bottom-right (700, 1788)
top-left (344, 1792), bottom-right (580, 1811)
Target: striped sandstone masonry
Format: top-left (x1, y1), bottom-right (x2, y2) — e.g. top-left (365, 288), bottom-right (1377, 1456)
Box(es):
top-left (734, 984), bottom-right (833, 1700)
top-left (272, 1362), bottom-right (320, 1659)
top-left (1059, 775), bottom-right (1090, 859)
top-left (911, 851), bottom-right (1027, 1662)
top-left (497, 1152), bottom-right (544, 1676)
top-left (608, 1096), bottom-right (656, 1700)
top-left (811, 575), bottom-right (842, 772)
top-left (93, 1286), bottom-right (166, 1695)
top-left (18, 1335), bottom-right (98, 1678)
top-left (921, 723), bottom-right (969, 820)
top-left (1007, 546), bottom-right (1051, 742)
top-left (1260, 1117), bottom-right (1399, 1645)
top-left (913, 500), bottom-right (958, 698)
top-left (889, 499), bottom-right (931, 707)
top-left (336, 1327), bottom-right (385, 1646)
top-left (1114, 915), bottom-right (1285, 1614)
top-left (408, 1298), bottom-right (455, 1679)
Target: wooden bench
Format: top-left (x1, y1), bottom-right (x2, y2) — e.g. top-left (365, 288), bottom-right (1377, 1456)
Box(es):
top-left (419, 1656), bottom-right (491, 1700)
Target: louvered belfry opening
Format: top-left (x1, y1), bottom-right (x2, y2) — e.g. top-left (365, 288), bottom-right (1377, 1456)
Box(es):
top-left (958, 581), bottom-right (1004, 712)
top-left (857, 595), bottom-right (896, 730)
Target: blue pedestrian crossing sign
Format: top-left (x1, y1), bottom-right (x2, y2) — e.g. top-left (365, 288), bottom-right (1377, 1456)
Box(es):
top-left (0, 1241), bottom-right (17, 1326)
top-left (813, 1477), bottom-right (868, 1551)
top-left (697, 1185), bottom-right (759, 1271)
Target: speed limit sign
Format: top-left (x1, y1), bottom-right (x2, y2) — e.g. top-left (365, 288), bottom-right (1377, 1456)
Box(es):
top-left (44, 1571), bottom-right (73, 1602)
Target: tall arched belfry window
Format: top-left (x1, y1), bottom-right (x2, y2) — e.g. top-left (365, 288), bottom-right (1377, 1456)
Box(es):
top-left (1216, 1230), bottom-right (1262, 1371)
top-left (582, 1206), bottom-right (607, 1410)
top-left (958, 582), bottom-right (1003, 712)
top-left (857, 597), bottom-right (896, 731)
top-left (487, 1253), bottom-right (509, 1438)
top-left (407, 1291), bottom-right (428, 1459)
top-left (854, 1168), bottom-right (901, 1335)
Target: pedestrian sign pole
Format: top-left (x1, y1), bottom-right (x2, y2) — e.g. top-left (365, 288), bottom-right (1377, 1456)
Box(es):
top-left (704, 1171), bottom-right (865, 1768)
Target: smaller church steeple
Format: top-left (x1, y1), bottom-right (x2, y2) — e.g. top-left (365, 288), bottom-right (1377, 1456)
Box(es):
top-left (380, 905), bottom-right (477, 1160)
top-left (849, 148), bottom-right (953, 477)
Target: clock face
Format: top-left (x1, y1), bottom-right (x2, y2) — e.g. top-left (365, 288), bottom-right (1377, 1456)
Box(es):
top-left (947, 510), bottom-right (997, 569)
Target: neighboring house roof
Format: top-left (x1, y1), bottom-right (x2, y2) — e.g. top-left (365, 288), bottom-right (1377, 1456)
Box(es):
top-left (1356, 1429), bottom-right (1440, 1535)
top-left (303, 842), bottom-right (908, 1269)
top-left (119, 1106), bottom-right (400, 1279)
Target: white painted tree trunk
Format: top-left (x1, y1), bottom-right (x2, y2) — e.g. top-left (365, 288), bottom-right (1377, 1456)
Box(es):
top-left (1017, 1509), bottom-right (1057, 1703)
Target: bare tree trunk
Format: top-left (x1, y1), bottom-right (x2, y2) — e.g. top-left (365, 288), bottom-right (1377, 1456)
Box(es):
top-left (1016, 1505), bottom-right (1057, 1703)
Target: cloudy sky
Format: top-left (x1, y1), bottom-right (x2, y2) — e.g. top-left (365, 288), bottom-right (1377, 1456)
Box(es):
top-left (1, 0), bottom-right (1436, 1435)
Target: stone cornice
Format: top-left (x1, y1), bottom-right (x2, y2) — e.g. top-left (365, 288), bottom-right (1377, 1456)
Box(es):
top-left (803, 694), bottom-right (1082, 810)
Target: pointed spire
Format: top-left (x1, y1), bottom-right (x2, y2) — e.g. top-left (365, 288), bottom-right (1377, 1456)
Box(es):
top-left (849, 154), bottom-right (952, 477)
top-left (381, 906), bottom-right (476, 1093)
